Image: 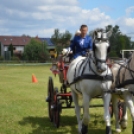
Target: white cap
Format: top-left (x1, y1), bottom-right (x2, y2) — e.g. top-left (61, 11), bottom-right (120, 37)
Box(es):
top-left (75, 30), bottom-right (81, 34)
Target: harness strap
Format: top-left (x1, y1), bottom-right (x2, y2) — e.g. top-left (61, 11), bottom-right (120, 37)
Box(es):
top-left (69, 74), bottom-right (113, 86)
top-left (116, 57), bottom-right (134, 88)
top-left (117, 79), bottom-right (134, 88)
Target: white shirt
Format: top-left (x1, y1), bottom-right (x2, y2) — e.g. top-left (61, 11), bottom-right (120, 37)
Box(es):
top-left (80, 38), bottom-right (85, 47)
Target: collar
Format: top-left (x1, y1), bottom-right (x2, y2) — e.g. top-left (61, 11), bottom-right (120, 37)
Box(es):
top-left (79, 35), bottom-right (87, 39)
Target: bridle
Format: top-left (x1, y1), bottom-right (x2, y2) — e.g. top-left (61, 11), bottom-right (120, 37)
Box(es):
top-left (93, 31), bottom-right (110, 65)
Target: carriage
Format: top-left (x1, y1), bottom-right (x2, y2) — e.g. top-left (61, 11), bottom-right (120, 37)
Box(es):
top-left (46, 55), bottom-right (125, 128)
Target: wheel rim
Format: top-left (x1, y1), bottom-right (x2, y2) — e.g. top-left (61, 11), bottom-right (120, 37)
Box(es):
top-left (109, 104), bottom-right (113, 118)
top-left (48, 77), bottom-right (54, 122)
top-left (53, 88), bottom-right (60, 128)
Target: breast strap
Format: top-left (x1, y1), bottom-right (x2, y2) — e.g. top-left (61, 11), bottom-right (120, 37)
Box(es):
top-left (69, 74), bottom-right (113, 86)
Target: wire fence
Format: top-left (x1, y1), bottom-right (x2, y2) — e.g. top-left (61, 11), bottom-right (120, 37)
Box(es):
top-left (0, 62), bottom-right (52, 66)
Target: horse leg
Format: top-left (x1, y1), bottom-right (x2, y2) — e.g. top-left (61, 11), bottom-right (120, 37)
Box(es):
top-left (81, 93), bottom-right (90, 134)
top-left (112, 95), bottom-right (121, 133)
top-left (71, 90), bottom-right (82, 134)
top-left (124, 92), bottom-right (134, 134)
top-left (120, 102), bottom-right (127, 129)
top-left (103, 93), bottom-right (112, 134)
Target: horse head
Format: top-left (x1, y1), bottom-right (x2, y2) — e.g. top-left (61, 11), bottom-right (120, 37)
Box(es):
top-left (92, 28), bottom-right (112, 73)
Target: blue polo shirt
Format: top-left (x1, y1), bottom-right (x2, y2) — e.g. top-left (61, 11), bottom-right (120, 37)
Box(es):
top-left (70, 35), bottom-right (93, 58)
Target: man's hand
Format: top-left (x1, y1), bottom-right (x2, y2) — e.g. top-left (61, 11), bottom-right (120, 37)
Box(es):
top-left (62, 48), bottom-right (68, 55)
top-left (62, 48), bottom-right (73, 56)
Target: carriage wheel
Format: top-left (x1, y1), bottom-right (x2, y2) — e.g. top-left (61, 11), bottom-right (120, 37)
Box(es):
top-left (118, 102), bottom-right (123, 121)
top-left (109, 103), bottom-right (113, 118)
top-left (53, 87), bottom-right (60, 128)
top-left (47, 77), bottom-right (54, 122)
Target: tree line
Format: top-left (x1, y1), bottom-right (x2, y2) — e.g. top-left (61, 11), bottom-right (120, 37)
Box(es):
top-left (51, 25), bottom-right (134, 58)
top-left (105, 25), bottom-right (134, 57)
top-left (1, 24), bottom-right (133, 61)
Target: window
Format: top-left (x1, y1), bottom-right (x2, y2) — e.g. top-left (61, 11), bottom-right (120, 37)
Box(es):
top-left (4, 38), bottom-right (6, 41)
top-left (23, 39), bottom-right (25, 42)
top-left (10, 39), bottom-right (12, 41)
top-left (13, 47), bottom-right (16, 50)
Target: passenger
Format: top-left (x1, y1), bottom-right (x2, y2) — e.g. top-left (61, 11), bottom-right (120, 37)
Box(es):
top-left (62, 24), bottom-right (93, 58)
top-left (74, 30), bottom-right (81, 37)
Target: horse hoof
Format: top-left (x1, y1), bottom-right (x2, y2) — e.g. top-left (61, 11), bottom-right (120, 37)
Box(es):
top-left (115, 128), bottom-right (121, 133)
top-left (121, 121), bottom-right (127, 129)
top-left (106, 126), bottom-right (112, 134)
top-left (81, 124), bottom-right (88, 134)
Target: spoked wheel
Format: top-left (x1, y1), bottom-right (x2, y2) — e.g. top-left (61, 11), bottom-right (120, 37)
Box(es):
top-left (53, 87), bottom-right (61, 128)
top-left (118, 101), bottom-right (123, 121)
top-left (46, 77), bottom-right (54, 122)
top-left (109, 103), bottom-right (113, 118)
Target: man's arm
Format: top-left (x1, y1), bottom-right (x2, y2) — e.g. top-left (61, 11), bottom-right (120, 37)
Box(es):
top-left (62, 37), bottom-right (76, 55)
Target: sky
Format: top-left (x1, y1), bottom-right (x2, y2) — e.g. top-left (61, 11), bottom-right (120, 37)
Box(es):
top-left (0, 0), bottom-right (134, 40)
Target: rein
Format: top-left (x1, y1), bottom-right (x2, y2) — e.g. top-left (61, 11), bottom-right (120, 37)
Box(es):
top-left (69, 55), bottom-right (113, 86)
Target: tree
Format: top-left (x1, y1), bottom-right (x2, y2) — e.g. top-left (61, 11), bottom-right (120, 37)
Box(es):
top-left (51, 29), bottom-right (72, 55)
top-left (8, 43), bottom-right (13, 56)
top-left (21, 34), bottom-right (31, 37)
top-left (23, 38), bottom-right (49, 62)
top-left (105, 25), bottom-right (132, 57)
top-left (0, 42), bottom-right (1, 56)
top-left (132, 41), bottom-right (134, 48)
top-left (51, 29), bottom-right (60, 44)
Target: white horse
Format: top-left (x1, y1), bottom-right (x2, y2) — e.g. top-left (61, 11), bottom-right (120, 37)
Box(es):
top-left (66, 29), bottom-right (113, 134)
top-left (111, 52), bottom-right (134, 133)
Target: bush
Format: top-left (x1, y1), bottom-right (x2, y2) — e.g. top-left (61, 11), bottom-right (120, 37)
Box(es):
top-left (0, 56), bottom-right (4, 60)
top-left (11, 56), bottom-right (20, 61)
top-left (23, 38), bottom-right (49, 62)
top-left (8, 43), bottom-right (13, 56)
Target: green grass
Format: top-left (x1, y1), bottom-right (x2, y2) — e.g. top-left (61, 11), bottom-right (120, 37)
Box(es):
top-left (0, 65), bottom-right (133, 134)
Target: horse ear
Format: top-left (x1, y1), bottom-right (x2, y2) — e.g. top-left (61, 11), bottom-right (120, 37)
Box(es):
top-left (94, 31), bottom-right (97, 37)
top-left (107, 29), bottom-right (113, 37)
top-left (93, 31), bottom-right (97, 40)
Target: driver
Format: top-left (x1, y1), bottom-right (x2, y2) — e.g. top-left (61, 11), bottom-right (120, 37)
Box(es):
top-left (62, 25), bottom-right (93, 58)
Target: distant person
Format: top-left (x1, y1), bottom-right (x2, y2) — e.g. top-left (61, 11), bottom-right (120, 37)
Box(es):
top-left (75, 30), bottom-right (81, 37)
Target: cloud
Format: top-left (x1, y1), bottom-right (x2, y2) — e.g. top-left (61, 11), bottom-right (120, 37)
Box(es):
top-left (0, 0), bottom-right (133, 40)
top-left (116, 17), bottom-right (134, 35)
top-left (0, 0), bottom-right (113, 37)
top-left (126, 6), bottom-right (134, 16)
top-left (99, 5), bottom-right (114, 12)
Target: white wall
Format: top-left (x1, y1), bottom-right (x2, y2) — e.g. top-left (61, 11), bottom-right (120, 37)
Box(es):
top-left (14, 46), bottom-right (24, 52)
top-left (4, 45), bottom-right (24, 52)
top-left (4, 46), bottom-right (8, 51)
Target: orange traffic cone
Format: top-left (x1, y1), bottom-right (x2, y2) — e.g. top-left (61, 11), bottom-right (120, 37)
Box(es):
top-left (32, 74), bottom-right (38, 83)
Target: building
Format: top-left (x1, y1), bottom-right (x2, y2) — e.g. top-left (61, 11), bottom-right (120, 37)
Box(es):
top-left (0, 36), bottom-right (31, 58)
top-left (0, 36), bottom-right (56, 59)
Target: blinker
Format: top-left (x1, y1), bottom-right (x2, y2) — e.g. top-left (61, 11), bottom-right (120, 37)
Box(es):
top-left (96, 32), bottom-right (108, 40)
top-left (97, 32), bottom-right (101, 39)
top-left (102, 33), bottom-right (108, 40)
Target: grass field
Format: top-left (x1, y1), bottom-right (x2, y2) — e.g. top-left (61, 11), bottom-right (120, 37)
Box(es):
top-left (0, 65), bottom-right (133, 134)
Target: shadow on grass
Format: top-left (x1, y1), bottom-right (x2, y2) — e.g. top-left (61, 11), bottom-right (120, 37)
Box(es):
top-left (18, 115), bottom-right (108, 134)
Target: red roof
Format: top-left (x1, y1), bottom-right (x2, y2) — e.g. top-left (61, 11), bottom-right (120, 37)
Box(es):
top-left (0, 36), bottom-right (32, 46)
